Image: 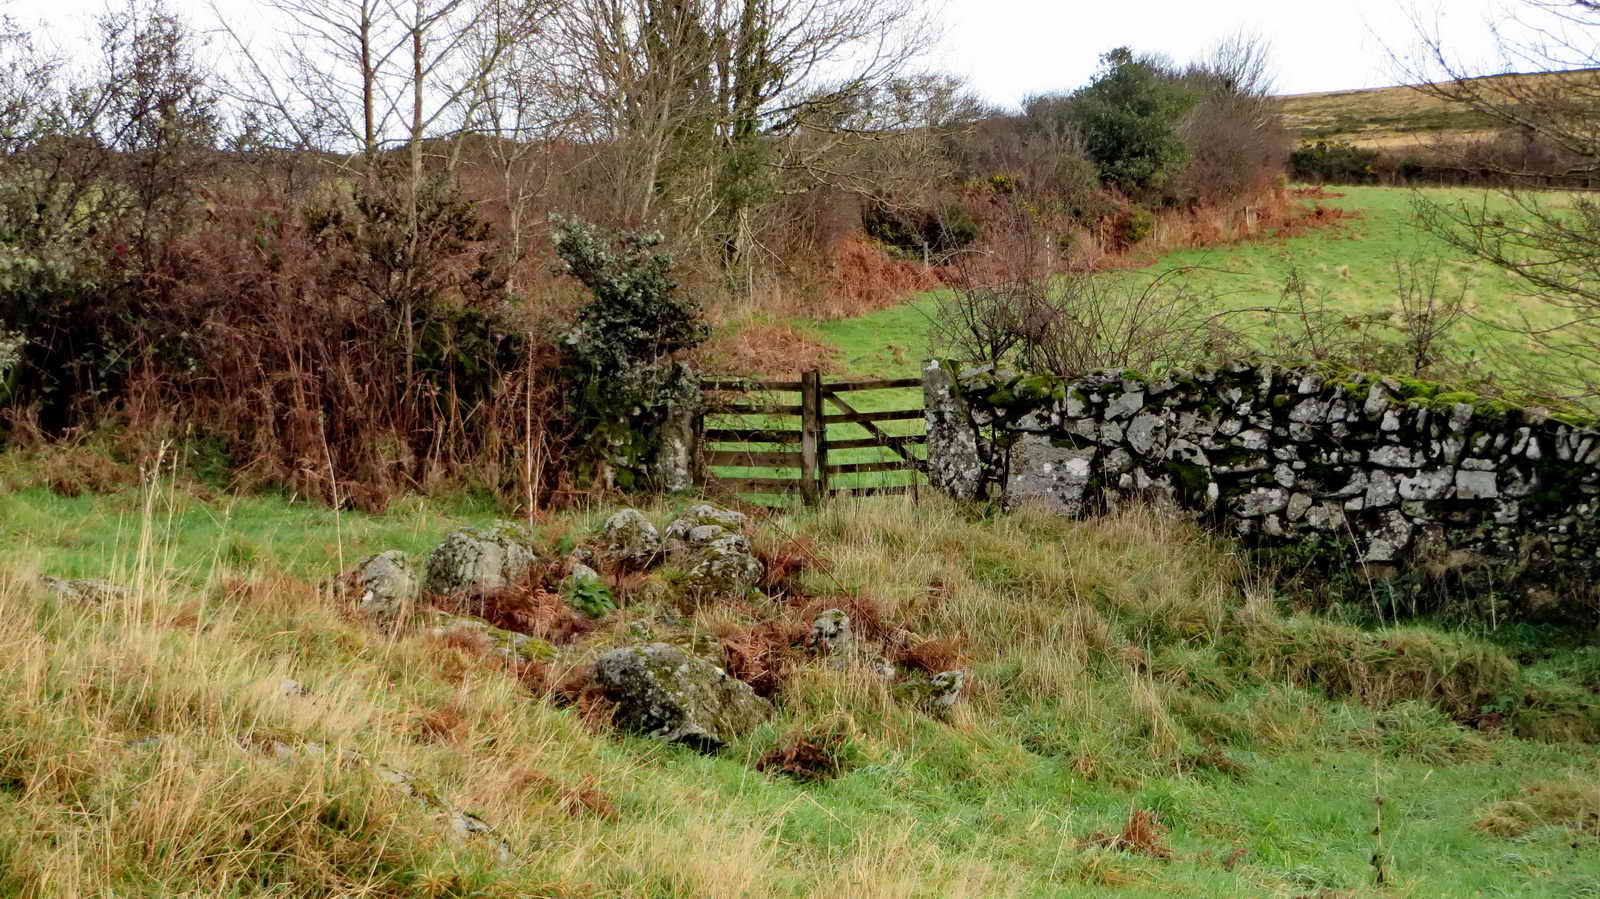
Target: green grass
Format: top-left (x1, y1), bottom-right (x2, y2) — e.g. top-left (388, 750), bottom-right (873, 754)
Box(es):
top-left (1, 472), bottom-right (1597, 896)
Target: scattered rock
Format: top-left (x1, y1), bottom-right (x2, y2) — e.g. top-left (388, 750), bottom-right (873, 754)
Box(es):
top-left (663, 504), bottom-right (748, 553)
top-left (807, 609), bottom-right (853, 658)
top-left (928, 670), bottom-right (966, 710)
top-left (660, 504), bottom-right (764, 599)
top-left (423, 522), bottom-right (538, 596)
top-left (42, 577), bottom-right (129, 603)
top-left (599, 509), bottom-right (662, 566)
top-left (681, 533), bottom-right (764, 599)
top-left (422, 609), bottom-right (555, 663)
top-left (345, 550), bottom-right (418, 628)
top-left (594, 643), bottom-right (771, 752)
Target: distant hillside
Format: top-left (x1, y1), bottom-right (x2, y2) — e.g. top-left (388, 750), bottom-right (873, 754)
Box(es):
top-left (1278, 68), bottom-right (1599, 149)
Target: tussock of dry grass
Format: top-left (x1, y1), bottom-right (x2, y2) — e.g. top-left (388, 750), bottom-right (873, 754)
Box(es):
top-left (1475, 774), bottom-right (1600, 839)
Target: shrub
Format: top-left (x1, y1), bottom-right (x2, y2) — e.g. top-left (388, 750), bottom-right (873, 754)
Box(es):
top-left (1289, 140), bottom-right (1379, 184)
top-left (861, 200), bottom-right (979, 259)
top-left (551, 214), bottom-right (708, 488)
top-left (1114, 206), bottom-right (1156, 248)
top-left (932, 255), bottom-right (1245, 379)
top-left (1066, 48), bottom-right (1198, 199)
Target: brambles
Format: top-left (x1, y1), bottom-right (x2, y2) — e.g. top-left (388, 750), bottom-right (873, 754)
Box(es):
top-left (931, 263), bottom-right (1246, 379)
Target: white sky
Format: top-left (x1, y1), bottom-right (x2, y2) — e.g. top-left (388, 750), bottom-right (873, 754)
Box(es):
top-left (6, 0), bottom-right (1513, 106)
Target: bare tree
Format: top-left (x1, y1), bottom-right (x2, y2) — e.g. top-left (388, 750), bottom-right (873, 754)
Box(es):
top-left (1389, 1), bottom-right (1600, 395)
top-left (1177, 30), bottom-right (1287, 204)
top-left (213, 0), bottom-right (536, 164)
top-left (544, 0), bottom-right (939, 265)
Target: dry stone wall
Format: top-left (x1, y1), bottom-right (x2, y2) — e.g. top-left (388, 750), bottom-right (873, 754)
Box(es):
top-left (924, 359), bottom-right (1600, 622)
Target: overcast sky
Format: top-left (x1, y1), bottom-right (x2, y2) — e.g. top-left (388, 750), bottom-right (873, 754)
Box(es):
top-left (6, 0), bottom-right (1512, 106)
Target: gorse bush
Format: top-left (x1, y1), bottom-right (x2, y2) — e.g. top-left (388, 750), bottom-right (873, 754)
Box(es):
top-left (1067, 48), bottom-right (1198, 199)
top-left (552, 214), bottom-right (708, 488)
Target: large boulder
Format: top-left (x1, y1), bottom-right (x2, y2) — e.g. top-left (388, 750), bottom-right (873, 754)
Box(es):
top-left (346, 550), bottom-right (419, 628)
top-left (423, 522), bottom-right (538, 595)
top-left (594, 643), bottom-right (770, 752)
top-left (598, 509), bottom-right (662, 567)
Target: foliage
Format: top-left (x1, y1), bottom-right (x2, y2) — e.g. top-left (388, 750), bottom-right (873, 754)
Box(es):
top-left (1289, 140), bottom-right (1379, 184)
top-left (1067, 48), bottom-right (1198, 198)
top-left (553, 215), bottom-right (708, 382)
top-left (563, 575), bottom-right (617, 619)
top-left (862, 201), bottom-right (979, 259)
top-left (551, 214), bottom-right (708, 487)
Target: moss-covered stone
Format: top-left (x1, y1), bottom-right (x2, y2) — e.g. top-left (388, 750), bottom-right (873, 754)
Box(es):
top-left (423, 522), bottom-right (539, 596)
top-left (420, 609), bottom-right (556, 663)
top-left (594, 643), bottom-right (771, 752)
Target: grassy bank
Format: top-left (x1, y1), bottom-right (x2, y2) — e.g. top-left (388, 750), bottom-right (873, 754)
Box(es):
top-left (1, 466), bottom-right (1597, 896)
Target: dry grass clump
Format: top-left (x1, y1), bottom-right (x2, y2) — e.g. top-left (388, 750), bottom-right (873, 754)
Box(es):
top-left (7, 473), bottom-right (1600, 895)
top-left (1230, 613), bottom-right (1520, 721)
top-left (1474, 776), bottom-right (1600, 840)
top-left (756, 722), bottom-right (855, 782)
top-left (696, 319), bottom-right (840, 378)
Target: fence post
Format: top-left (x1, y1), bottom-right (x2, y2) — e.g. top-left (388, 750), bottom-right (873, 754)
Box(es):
top-left (800, 369), bottom-right (822, 506)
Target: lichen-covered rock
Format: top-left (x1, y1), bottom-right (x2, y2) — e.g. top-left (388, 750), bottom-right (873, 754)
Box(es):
top-left (681, 533), bottom-right (764, 599)
top-left (421, 609), bottom-right (555, 663)
top-left (594, 643), bottom-right (770, 752)
top-left (928, 670), bottom-right (966, 710)
top-left (423, 522), bottom-right (538, 595)
top-left (894, 669), bottom-right (967, 712)
top-left (42, 577), bottom-right (129, 603)
top-left (808, 609), bottom-right (853, 657)
top-left (659, 504), bottom-right (763, 599)
top-left (663, 504), bottom-right (748, 552)
top-left (1005, 434), bottom-right (1096, 515)
top-left (599, 509), bottom-right (662, 567)
top-left (925, 360), bottom-right (986, 501)
top-left (345, 550), bottom-right (418, 628)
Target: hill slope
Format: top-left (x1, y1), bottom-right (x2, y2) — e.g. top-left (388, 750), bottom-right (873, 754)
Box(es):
top-left (1278, 68), bottom-right (1600, 149)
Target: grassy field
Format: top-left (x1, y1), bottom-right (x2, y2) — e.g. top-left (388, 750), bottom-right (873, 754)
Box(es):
top-left (1, 463), bottom-right (1597, 896)
top-left (806, 185), bottom-right (1581, 385)
top-left (1277, 69), bottom-right (1600, 149)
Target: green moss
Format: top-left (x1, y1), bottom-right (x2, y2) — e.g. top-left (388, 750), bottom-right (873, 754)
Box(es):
top-left (1166, 461), bottom-right (1211, 504)
top-left (1396, 378), bottom-right (1443, 401)
top-left (1210, 447), bottom-right (1267, 469)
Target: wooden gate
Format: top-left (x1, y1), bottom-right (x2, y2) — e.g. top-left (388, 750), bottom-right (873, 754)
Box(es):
top-left (701, 370), bottom-right (925, 504)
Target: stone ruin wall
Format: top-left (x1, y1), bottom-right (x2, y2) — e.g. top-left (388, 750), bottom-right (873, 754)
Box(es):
top-left (923, 360), bottom-right (1600, 622)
